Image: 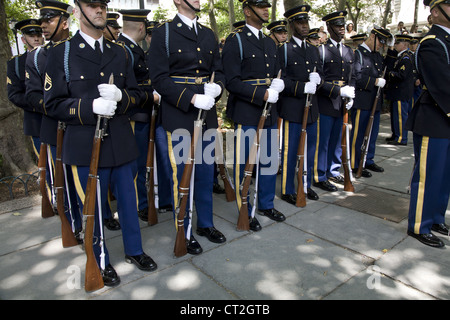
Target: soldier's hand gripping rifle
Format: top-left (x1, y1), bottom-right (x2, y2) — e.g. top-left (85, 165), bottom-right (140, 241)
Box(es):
top-left (356, 67), bottom-right (386, 179)
top-left (55, 121), bottom-right (78, 247)
top-left (237, 70), bottom-right (281, 231)
top-left (173, 72), bottom-right (214, 257)
top-left (145, 102), bottom-right (158, 226)
top-left (38, 143), bottom-right (55, 218)
top-left (295, 67), bottom-right (316, 207)
top-left (82, 73), bottom-right (114, 292)
top-left (341, 66), bottom-right (355, 192)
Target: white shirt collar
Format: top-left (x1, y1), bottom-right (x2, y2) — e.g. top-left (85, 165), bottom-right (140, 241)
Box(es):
top-left (121, 32), bottom-right (137, 46)
top-left (177, 13), bottom-right (198, 33)
top-left (330, 37), bottom-right (343, 54)
top-left (79, 29), bottom-right (103, 52)
top-left (292, 36), bottom-right (306, 47)
top-left (435, 24), bottom-right (450, 35)
top-left (361, 42), bottom-right (372, 52)
top-left (398, 49), bottom-right (408, 57)
top-left (246, 23), bottom-right (262, 39)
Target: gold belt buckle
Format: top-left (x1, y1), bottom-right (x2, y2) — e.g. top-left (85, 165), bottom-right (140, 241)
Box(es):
top-left (195, 77), bottom-right (203, 85)
top-left (265, 78), bottom-right (271, 86)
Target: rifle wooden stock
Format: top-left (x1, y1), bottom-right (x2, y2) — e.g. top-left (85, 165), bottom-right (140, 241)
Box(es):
top-left (215, 132), bottom-right (235, 202)
top-left (356, 67), bottom-right (386, 179)
top-left (38, 143), bottom-right (54, 218)
top-left (82, 116), bottom-right (106, 292)
top-left (145, 105), bottom-right (158, 226)
top-left (174, 113), bottom-right (204, 257)
top-left (237, 103), bottom-right (271, 231)
top-left (341, 109), bottom-right (355, 191)
top-left (295, 100), bottom-right (309, 208)
top-left (55, 121), bottom-right (78, 247)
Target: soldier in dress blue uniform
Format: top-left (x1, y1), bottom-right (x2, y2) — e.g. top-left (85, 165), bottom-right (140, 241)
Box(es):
top-left (313, 10), bottom-right (356, 192)
top-left (349, 33), bottom-right (367, 49)
top-left (103, 12), bottom-right (121, 41)
top-left (277, 5), bottom-right (323, 205)
top-left (222, 0), bottom-right (286, 231)
top-left (405, 0), bottom-right (450, 248)
top-left (385, 34), bottom-right (414, 146)
top-left (7, 19), bottom-right (44, 157)
top-left (409, 34), bottom-right (423, 108)
top-left (43, 0), bottom-right (157, 286)
top-left (267, 20), bottom-right (288, 45)
top-left (307, 28), bottom-right (321, 46)
top-left (350, 26), bottom-right (390, 176)
top-left (25, 0), bottom-right (83, 237)
top-left (147, 0), bottom-right (227, 254)
top-left (116, 9), bottom-right (157, 222)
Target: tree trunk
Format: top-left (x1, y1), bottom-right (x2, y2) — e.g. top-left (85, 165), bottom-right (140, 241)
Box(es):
top-left (228, 0), bottom-right (236, 31)
top-left (271, 0), bottom-right (278, 22)
top-left (208, 0), bottom-right (219, 38)
top-left (0, 0), bottom-right (37, 177)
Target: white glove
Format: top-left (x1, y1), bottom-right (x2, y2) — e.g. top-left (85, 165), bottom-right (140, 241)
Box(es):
top-left (203, 82), bottom-right (221, 99)
top-left (153, 90), bottom-right (161, 105)
top-left (346, 97), bottom-right (354, 110)
top-left (375, 78), bottom-right (386, 88)
top-left (193, 94), bottom-right (215, 110)
top-left (266, 88), bottom-right (279, 103)
top-left (93, 97), bottom-right (117, 116)
top-left (269, 78), bottom-right (285, 93)
top-left (304, 81), bottom-right (317, 94)
top-left (309, 72), bottom-right (321, 85)
top-left (340, 85), bottom-right (355, 99)
top-left (98, 84), bottom-right (122, 102)
top-left (387, 33), bottom-right (395, 47)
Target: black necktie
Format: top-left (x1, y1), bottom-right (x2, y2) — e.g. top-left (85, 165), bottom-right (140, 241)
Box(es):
top-left (336, 43), bottom-right (341, 55)
top-left (301, 40), bottom-right (306, 56)
top-left (259, 31), bottom-right (265, 49)
top-left (95, 40), bottom-right (102, 58)
top-left (191, 23), bottom-right (197, 38)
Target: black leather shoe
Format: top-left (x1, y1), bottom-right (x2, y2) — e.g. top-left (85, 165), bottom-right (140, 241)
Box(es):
top-left (258, 208), bottom-right (286, 222)
top-left (281, 194), bottom-right (296, 205)
top-left (313, 180), bottom-right (338, 192)
top-left (186, 235), bottom-right (203, 255)
top-left (387, 140), bottom-right (407, 146)
top-left (329, 175), bottom-right (345, 184)
top-left (407, 230), bottom-right (445, 248)
top-left (352, 168), bottom-right (372, 178)
top-left (307, 188), bottom-right (319, 200)
top-left (125, 253), bottom-right (157, 271)
top-left (385, 135), bottom-right (395, 142)
top-left (431, 223), bottom-right (450, 236)
top-left (102, 264), bottom-right (120, 287)
top-left (249, 217), bottom-right (262, 232)
top-left (138, 207), bottom-right (148, 222)
top-left (213, 183), bottom-right (225, 194)
top-left (197, 227), bottom-right (226, 243)
top-left (158, 204), bottom-right (173, 213)
top-left (365, 163), bottom-right (384, 172)
top-left (104, 217), bottom-right (121, 230)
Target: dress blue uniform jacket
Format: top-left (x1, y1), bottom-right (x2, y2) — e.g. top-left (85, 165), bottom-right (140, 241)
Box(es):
top-left (43, 31), bottom-right (143, 167)
top-left (26, 43), bottom-right (58, 145)
top-left (147, 15), bottom-right (225, 134)
top-left (353, 45), bottom-right (385, 110)
top-left (317, 39), bottom-right (355, 117)
top-left (406, 25), bottom-right (450, 139)
top-left (386, 50), bottom-right (414, 102)
top-left (221, 26), bottom-right (281, 127)
top-left (277, 38), bottom-right (323, 124)
top-left (7, 52), bottom-right (42, 138)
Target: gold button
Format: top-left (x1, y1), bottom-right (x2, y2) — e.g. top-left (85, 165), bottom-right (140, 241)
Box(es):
top-left (178, 49), bottom-right (182, 52)
top-left (197, 47), bottom-right (201, 51)
top-left (199, 60), bottom-right (202, 64)
top-left (80, 76), bottom-right (84, 79)
top-left (196, 70), bottom-right (199, 74)
top-left (100, 72), bottom-right (104, 76)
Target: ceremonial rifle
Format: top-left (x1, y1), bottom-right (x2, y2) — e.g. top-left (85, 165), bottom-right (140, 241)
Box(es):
top-left (174, 72), bottom-right (214, 257)
top-left (145, 102), bottom-right (158, 226)
top-left (215, 132), bottom-right (235, 202)
top-left (55, 121), bottom-right (78, 247)
top-left (356, 67), bottom-right (386, 179)
top-left (295, 67), bottom-right (316, 207)
top-left (237, 70), bottom-right (281, 231)
top-left (38, 143), bottom-right (55, 218)
top-left (82, 73), bottom-right (114, 292)
top-left (341, 66), bottom-right (355, 192)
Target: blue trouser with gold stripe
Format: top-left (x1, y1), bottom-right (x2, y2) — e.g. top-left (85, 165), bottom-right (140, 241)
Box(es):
top-left (408, 134), bottom-right (450, 234)
top-left (350, 109), bottom-right (380, 169)
top-left (314, 114), bottom-right (342, 182)
top-left (234, 123), bottom-right (278, 215)
top-left (166, 129), bottom-right (215, 234)
top-left (131, 121), bottom-right (150, 212)
top-left (281, 120), bottom-right (317, 195)
top-left (71, 161), bottom-right (143, 267)
top-left (390, 100), bottom-right (410, 144)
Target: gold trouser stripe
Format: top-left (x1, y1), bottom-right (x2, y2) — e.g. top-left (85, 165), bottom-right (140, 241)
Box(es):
top-left (396, 101), bottom-right (403, 143)
top-left (235, 124), bottom-right (242, 210)
top-left (351, 109), bottom-right (361, 169)
top-left (414, 136), bottom-right (429, 234)
top-left (31, 137), bottom-right (39, 158)
top-left (313, 115), bottom-right (320, 183)
top-left (133, 167), bottom-right (139, 209)
top-left (130, 120), bottom-right (136, 134)
top-left (281, 120), bottom-right (289, 195)
top-left (71, 165), bottom-right (85, 204)
top-left (167, 132), bottom-right (179, 229)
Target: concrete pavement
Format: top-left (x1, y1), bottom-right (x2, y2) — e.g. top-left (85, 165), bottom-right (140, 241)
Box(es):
top-left (0, 114), bottom-right (449, 302)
